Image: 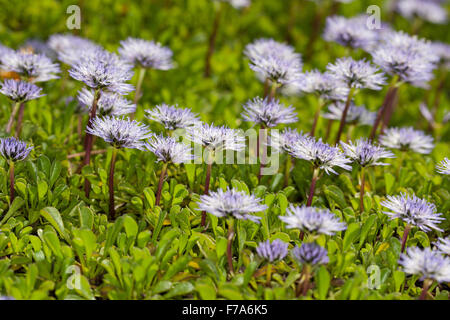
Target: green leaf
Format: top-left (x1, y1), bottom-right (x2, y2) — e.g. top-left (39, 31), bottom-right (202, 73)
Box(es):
top-left (343, 222), bottom-right (360, 251)
top-left (164, 282), bottom-right (194, 299)
top-left (40, 207), bottom-right (68, 241)
top-left (316, 266), bottom-right (330, 300)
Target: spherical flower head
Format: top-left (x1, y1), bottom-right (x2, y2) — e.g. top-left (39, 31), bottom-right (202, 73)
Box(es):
top-left (293, 70), bottom-right (349, 101)
top-left (256, 239), bottom-right (289, 262)
top-left (197, 188), bottom-right (266, 223)
top-left (186, 123), bottom-right (245, 152)
top-left (77, 88), bottom-right (136, 116)
top-left (341, 138), bottom-right (395, 167)
top-left (357, 107), bottom-right (376, 126)
top-left (326, 57), bottom-right (386, 90)
top-left (144, 135), bottom-right (194, 164)
top-left (280, 205), bottom-right (347, 235)
top-left (435, 237), bottom-right (450, 256)
top-left (242, 97), bottom-right (297, 128)
top-left (0, 79), bottom-right (44, 102)
top-left (86, 116), bottom-right (152, 149)
top-left (379, 127), bottom-right (434, 154)
top-left (0, 43), bottom-right (14, 60)
top-left (399, 247), bottom-right (450, 283)
top-left (69, 48), bottom-right (134, 94)
top-left (0, 137), bottom-right (33, 162)
top-left (145, 104), bottom-right (200, 130)
top-left (244, 38), bottom-right (298, 64)
top-left (287, 136), bottom-right (351, 174)
top-left (270, 128), bottom-right (305, 153)
top-left (292, 243), bottom-right (329, 266)
top-left (436, 158), bottom-right (450, 175)
top-left (0, 50), bottom-right (60, 83)
top-left (431, 41), bottom-right (450, 69)
top-left (323, 15), bottom-right (378, 50)
top-left (21, 39), bottom-right (56, 60)
top-left (381, 193), bottom-right (444, 232)
top-left (47, 34), bottom-right (102, 66)
top-left (119, 38), bottom-right (174, 70)
top-left (396, 0), bottom-right (447, 24)
top-left (322, 100), bottom-right (361, 124)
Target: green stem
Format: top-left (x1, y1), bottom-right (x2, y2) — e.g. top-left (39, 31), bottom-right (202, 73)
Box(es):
top-left (226, 218), bottom-right (235, 274)
top-left (401, 224), bottom-right (412, 253)
top-left (310, 98), bottom-right (324, 137)
top-left (201, 160), bottom-right (213, 227)
top-left (284, 154), bottom-right (292, 188)
top-left (155, 162), bottom-right (168, 207)
top-left (360, 166), bottom-right (366, 214)
top-left (6, 101), bottom-right (21, 134)
top-left (108, 148), bottom-right (118, 219)
top-left (133, 67), bottom-right (146, 106)
top-left (268, 82), bottom-right (278, 101)
top-left (419, 279), bottom-right (432, 300)
top-left (266, 263), bottom-right (272, 286)
top-left (9, 160), bottom-right (15, 204)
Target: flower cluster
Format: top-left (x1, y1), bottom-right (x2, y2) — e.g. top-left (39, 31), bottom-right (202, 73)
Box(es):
top-left (145, 104), bottom-right (200, 130)
top-left (395, 0), bottom-right (447, 24)
top-left (341, 138), bottom-right (395, 167)
top-left (322, 101), bottom-right (375, 126)
top-left (399, 247), bottom-right (450, 283)
top-left (0, 79), bottom-right (44, 102)
top-left (294, 70), bottom-right (348, 101)
top-left (270, 128), bottom-right (305, 153)
top-left (145, 135), bottom-right (194, 164)
top-left (186, 123), bottom-right (245, 152)
top-left (47, 34), bottom-right (101, 65)
top-left (77, 88), bottom-right (136, 116)
top-left (0, 137), bottom-right (33, 162)
top-left (256, 239), bottom-right (289, 262)
top-left (436, 158), bottom-right (450, 175)
top-left (292, 243), bottom-right (329, 266)
top-left (379, 127), bottom-right (434, 154)
top-left (119, 38), bottom-right (174, 70)
top-left (242, 97), bottom-right (297, 127)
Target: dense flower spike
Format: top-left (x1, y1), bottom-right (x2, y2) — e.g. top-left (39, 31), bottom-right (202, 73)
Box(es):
top-left (242, 97), bottom-right (297, 127)
top-left (69, 48), bottom-right (134, 94)
top-left (256, 239), bottom-right (289, 262)
top-left (186, 123), bottom-right (245, 152)
top-left (287, 136), bottom-right (351, 174)
top-left (77, 88), bottom-right (136, 116)
top-left (294, 70), bottom-right (348, 101)
top-left (323, 15), bottom-right (378, 50)
top-left (399, 247), bottom-right (450, 283)
top-left (280, 205), bottom-right (347, 235)
top-left (0, 79), bottom-right (44, 102)
top-left (436, 158), bottom-right (450, 175)
top-left (0, 137), bottom-right (33, 162)
top-left (0, 50), bottom-right (60, 82)
top-left (379, 127), bottom-right (434, 154)
top-left (86, 116), bottom-right (152, 149)
top-left (326, 57), bottom-right (386, 90)
top-left (47, 34), bottom-right (101, 65)
top-left (119, 38), bottom-right (174, 70)
top-left (381, 193), bottom-right (444, 232)
top-left (292, 243), bottom-right (329, 266)
top-left (197, 188), bottom-right (266, 223)
top-left (395, 0), bottom-right (447, 24)
top-left (341, 138), bottom-right (395, 167)
top-left (270, 128), bottom-right (305, 153)
top-left (145, 104), bottom-right (200, 130)
top-left (435, 237), bottom-right (450, 255)
top-left (144, 135), bottom-right (194, 164)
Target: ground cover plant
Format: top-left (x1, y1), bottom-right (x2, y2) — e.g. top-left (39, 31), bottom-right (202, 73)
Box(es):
top-left (0, 0), bottom-right (449, 301)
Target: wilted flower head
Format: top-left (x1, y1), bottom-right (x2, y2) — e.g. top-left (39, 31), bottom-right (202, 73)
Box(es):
top-left (47, 34), bottom-right (101, 65)
top-left (197, 188), bottom-right (266, 223)
top-left (77, 88), bottom-right (136, 116)
top-left (381, 193), bottom-right (444, 232)
top-left (396, 0), bottom-right (447, 24)
top-left (69, 48), bottom-right (134, 94)
top-left (0, 137), bottom-right (33, 162)
top-left (86, 116), bottom-right (152, 149)
top-left (144, 135), bottom-right (194, 164)
top-left (256, 239), bottom-right (289, 262)
top-left (341, 138), bottom-right (395, 167)
top-left (0, 50), bottom-right (60, 82)
top-left (323, 15), bottom-right (378, 50)
top-left (280, 205), bottom-right (347, 235)
top-left (145, 104), bottom-right (199, 130)
top-left (379, 127), bottom-right (434, 154)
top-left (293, 70), bottom-right (348, 101)
top-left (186, 123), bottom-right (245, 152)
top-left (244, 38), bottom-right (302, 86)
top-left (292, 243), bottom-right (329, 266)
top-left (436, 158), bottom-right (450, 175)
top-left (399, 247), bottom-right (450, 283)
top-left (0, 79), bottom-right (44, 102)
top-left (326, 57), bottom-right (386, 90)
top-left (242, 97), bottom-right (297, 127)
top-left (119, 38), bottom-right (174, 70)
top-left (270, 128), bottom-right (305, 153)
top-left (287, 136), bottom-right (351, 174)
top-left (435, 237), bottom-right (450, 255)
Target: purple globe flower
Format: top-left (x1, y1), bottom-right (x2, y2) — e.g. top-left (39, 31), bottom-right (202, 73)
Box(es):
top-left (436, 158), bottom-right (450, 175)
top-left (341, 138), bottom-right (395, 167)
top-left (292, 243), bottom-right (329, 266)
top-left (256, 239), bottom-right (289, 262)
top-left (399, 247), bottom-right (450, 283)
top-left (69, 48), bottom-right (134, 94)
top-left (396, 0), bottom-right (447, 24)
top-left (435, 237), bottom-right (450, 256)
top-left (381, 193), bottom-right (444, 232)
top-left (0, 79), bottom-right (44, 102)
top-left (280, 205), bottom-right (347, 235)
top-left (186, 123), bottom-right (245, 152)
top-left (270, 128), bottom-right (305, 153)
top-left (144, 135), bottom-right (194, 164)
top-left (197, 188), bottom-right (267, 223)
top-left (379, 127), bottom-right (434, 154)
top-left (145, 104), bottom-right (200, 130)
top-left (119, 38), bottom-right (174, 70)
top-left (293, 70), bottom-right (349, 101)
top-left (0, 137), bottom-right (33, 162)
top-left (47, 34), bottom-right (102, 66)
top-left (322, 101), bottom-right (362, 124)
top-left (86, 116), bottom-right (152, 149)
top-left (242, 97), bottom-right (297, 127)
top-left (77, 88), bottom-right (136, 116)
